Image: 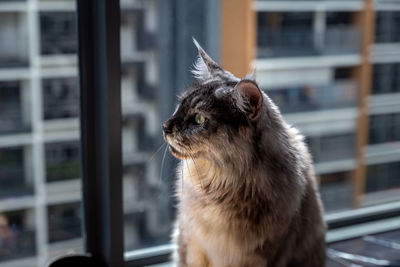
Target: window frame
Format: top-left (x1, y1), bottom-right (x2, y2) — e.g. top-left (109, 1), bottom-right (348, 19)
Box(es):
top-left (77, 0), bottom-right (124, 266)
top-left (76, 1), bottom-right (400, 267)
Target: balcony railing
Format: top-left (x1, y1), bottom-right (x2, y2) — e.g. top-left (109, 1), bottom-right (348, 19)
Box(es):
top-left (372, 63), bottom-right (400, 95)
top-left (375, 11), bottom-right (400, 44)
top-left (369, 113), bottom-right (400, 145)
top-left (306, 133), bottom-right (356, 163)
top-left (267, 80), bottom-right (358, 114)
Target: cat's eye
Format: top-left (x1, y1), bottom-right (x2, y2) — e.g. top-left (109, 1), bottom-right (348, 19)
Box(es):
top-left (195, 114), bottom-right (206, 125)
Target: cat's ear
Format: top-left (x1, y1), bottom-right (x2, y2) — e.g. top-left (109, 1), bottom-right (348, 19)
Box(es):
top-left (192, 38), bottom-right (222, 81)
top-left (234, 80), bottom-right (263, 120)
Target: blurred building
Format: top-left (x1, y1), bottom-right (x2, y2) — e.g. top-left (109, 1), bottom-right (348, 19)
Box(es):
top-left (253, 0), bottom-right (400, 212)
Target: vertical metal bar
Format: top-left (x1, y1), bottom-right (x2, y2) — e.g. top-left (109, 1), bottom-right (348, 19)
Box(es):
top-left (353, 0), bottom-right (375, 208)
top-left (221, 0), bottom-right (256, 77)
top-left (77, 1), bottom-right (123, 266)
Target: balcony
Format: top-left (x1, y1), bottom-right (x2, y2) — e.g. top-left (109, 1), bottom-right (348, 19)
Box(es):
top-left (45, 141), bottom-right (80, 183)
top-left (306, 133), bottom-right (356, 164)
top-left (0, 209), bottom-right (35, 263)
top-left (42, 78), bottom-right (79, 120)
top-left (375, 11), bottom-right (400, 44)
top-left (366, 161), bottom-right (400, 195)
top-left (0, 12), bottom-right (28, 68)
top-left (0, 81), bottom-right (30, 135)
top-left (40, 11), bottom-right (77, 56)
top-left (372, 63), bottom-right (400, 95)
top-left (47, 202), bottom-right (82, 243)
top-left (320, 171), bottom-right (354, 213)
top-left (369, 113), bottom-right (400, 145)
top-left (0, 147), bottom-right (33, 199)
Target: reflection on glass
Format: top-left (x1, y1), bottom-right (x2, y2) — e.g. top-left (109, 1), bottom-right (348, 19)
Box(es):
top-left (0, 147), bottom-right (33, 199)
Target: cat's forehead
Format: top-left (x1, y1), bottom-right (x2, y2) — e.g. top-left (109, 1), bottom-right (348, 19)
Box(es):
top-left (179, 81), bottom-right (237, 105)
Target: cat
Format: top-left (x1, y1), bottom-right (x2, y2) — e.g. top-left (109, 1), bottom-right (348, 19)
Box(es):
top-left (162, 39), bottom-right (326, 267)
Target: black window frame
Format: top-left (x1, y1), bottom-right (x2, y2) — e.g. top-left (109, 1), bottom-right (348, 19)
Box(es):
top-left (76, 1), bottom-right (400, 266)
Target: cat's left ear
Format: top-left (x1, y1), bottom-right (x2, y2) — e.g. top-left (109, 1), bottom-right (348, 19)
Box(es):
top-left (192, 38), bottom-right (222, 81)
top-left (234, 80), bottom-right (263, 120)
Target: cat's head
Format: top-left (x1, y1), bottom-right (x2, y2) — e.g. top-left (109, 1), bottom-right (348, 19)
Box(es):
top-left (162, 39), bottom-right (265, 162)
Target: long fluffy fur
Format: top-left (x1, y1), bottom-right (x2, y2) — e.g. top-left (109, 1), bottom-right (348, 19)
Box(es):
top-left (163, 41), bottom-right (326, 267)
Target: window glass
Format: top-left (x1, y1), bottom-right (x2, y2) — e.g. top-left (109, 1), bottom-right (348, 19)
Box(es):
top-left (120, 0), bottom-right (174, 252)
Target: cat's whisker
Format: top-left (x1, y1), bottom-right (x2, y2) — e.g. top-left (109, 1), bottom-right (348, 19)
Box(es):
top-left (159, 144), bottom-right (169, 185)
top-left (150, 141), bottom-right (168, 162)
top-left (181, 162), bottom-right (184, 192)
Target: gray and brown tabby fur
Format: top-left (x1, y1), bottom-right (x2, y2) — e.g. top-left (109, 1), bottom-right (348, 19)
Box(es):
top-left (162, 39), bottom-right (326, 267)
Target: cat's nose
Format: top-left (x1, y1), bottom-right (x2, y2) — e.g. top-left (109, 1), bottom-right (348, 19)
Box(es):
top-left (162, 123), bottom-right (173, 134)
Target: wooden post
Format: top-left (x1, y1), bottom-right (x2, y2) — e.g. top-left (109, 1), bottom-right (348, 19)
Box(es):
top-left (220, 0), bottom-right (256, 78)
top-left (352, 0), bottom-right (375, 208)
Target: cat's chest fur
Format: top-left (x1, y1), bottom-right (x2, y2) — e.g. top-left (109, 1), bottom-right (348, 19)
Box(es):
top-left (177, 160), bottom-right (270, 266)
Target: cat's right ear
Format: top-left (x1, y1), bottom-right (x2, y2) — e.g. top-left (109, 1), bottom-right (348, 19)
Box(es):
top-left (234, 80), bottom-right (263, 120)
top-left (192, 38), bottom-right (222, 81)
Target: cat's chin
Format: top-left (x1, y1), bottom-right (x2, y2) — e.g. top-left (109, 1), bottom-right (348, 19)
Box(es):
top-left (169, 145), bottom-right (189, 159)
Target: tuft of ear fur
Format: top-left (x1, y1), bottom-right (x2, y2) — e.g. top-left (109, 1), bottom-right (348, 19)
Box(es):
top-left (234, 80), bottom-right (263, 120)
top-left (192, 38), bottom-right (222, 81)
top-left (244, 68), bottom-right (256, 81)
top-left (191, 38), bottom-right (241, 83)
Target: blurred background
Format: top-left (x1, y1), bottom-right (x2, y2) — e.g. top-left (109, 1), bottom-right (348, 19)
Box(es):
top-left (0, 0), bottom-right (399, 266)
